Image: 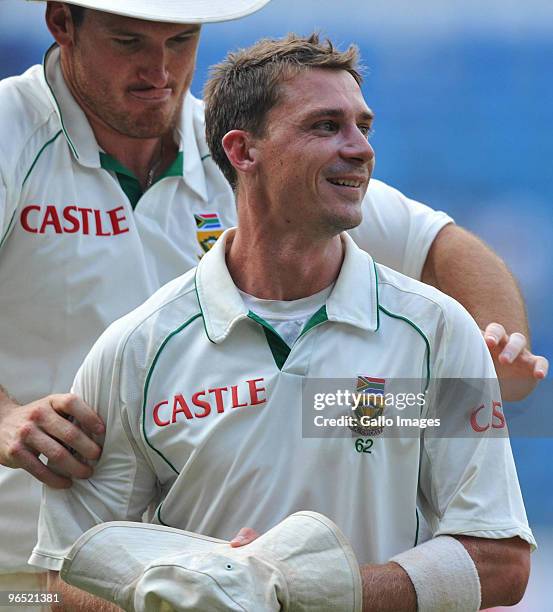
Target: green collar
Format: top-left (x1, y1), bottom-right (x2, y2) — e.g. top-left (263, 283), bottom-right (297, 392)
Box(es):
top-left (247, 306), bottom-right (328, 370)
top-left (100, 151), bottom-right (184, 208)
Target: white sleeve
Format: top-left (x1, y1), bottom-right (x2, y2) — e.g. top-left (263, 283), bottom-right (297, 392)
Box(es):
top-left (0, 155), bottom-right (21, 250)
top-left (419, 298), bottom-right (535, 548)
top-left (0, 173), bottom-right (10, 247)
top-left (347, 179), bottom-right (453, 279)
top-left (29, 324), bottom-right (158, 571)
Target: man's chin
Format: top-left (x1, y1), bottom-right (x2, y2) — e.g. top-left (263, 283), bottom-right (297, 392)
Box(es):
top-left (124, 125), bottom-right (172, 139)
top-left (328, 210), bottom-right (363, 233)
top-left (112, 114), bottom-right (175, 139)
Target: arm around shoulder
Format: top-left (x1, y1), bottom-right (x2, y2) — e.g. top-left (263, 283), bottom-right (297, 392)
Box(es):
top-left (422, 223), bottom-right (548, 400)
top-left (348, 180), bottom-right (453, 279)
top-left (422, 224), bottom-right (528, 335)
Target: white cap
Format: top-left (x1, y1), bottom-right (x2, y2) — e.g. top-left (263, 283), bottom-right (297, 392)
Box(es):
top-left (61, 511), bottom-right (362, 611)
top-left (27, 0), bottom-right (272, 24)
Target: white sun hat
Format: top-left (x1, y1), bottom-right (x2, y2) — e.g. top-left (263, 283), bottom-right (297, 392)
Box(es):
top-left (61, 511), bottom-right (362, 612)
top-left (27, 0), bottom-right (272, 24)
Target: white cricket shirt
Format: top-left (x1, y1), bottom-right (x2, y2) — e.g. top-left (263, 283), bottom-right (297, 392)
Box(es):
top-left (1, 46), bottom-right (451, 573)
top-left (31, 230), bottom-right (534, 570)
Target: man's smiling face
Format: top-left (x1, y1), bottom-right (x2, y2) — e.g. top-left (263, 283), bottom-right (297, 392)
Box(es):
top-left (253, 67), bottom-right (375, 236)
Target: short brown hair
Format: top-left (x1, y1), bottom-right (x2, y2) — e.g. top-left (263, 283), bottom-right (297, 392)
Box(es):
top-left (204, 33), bottom-right (362, 189)
top-left (66, 3), bottom-right (87, 26)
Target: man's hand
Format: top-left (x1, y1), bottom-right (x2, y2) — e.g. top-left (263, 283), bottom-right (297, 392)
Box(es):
top-left (0, 392), bottom-right (104, 488)
top-left (483, 323), bottom-right (549, 401)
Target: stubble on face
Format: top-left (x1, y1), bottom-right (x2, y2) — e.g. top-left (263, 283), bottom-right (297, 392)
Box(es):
top-left (71, 53), bottom-right (186, 138)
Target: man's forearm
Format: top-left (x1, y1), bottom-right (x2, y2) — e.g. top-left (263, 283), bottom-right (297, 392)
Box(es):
top-left (422, 224), bottom-right (529, 337)
top-left (49, 571), bottom-right (122, 612)
top-left (361, 562), bottom-right (416, 612)
top-left (455, 535), bottom-right (530, 609)
top-left (364, 536), bottom-right (530, 611)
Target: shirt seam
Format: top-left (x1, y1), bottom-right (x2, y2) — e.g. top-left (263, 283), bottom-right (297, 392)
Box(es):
top-left (377, 278), bottom-right (451, 314)
top-left (0, 116), bottom-right (60, 248)
top-left (111, 285), bottom-right (198, 468)
top-left (141, 312), bottom-right (203, 473)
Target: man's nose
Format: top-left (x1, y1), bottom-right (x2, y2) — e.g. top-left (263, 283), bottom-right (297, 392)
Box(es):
top-left (341, 127), bottom-right (375, 165)
top-left (137, 47), bottom-right (169, 88)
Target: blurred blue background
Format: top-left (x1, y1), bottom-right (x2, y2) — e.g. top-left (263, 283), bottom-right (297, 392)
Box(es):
top-left (2, 0), bottom-right (551, 608)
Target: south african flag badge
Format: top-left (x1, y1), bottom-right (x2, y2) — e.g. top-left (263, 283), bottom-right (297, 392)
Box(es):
top-left (195, 213), bottom-right (224, 255)
top-left (349, 376), bottom-right (386, 437)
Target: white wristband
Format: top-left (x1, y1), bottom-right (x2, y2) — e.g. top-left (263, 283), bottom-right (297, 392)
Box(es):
top-left (390, 535), bottom-right (481, 612)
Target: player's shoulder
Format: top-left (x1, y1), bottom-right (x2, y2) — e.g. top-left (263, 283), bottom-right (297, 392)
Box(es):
top-left (0, 65), bottom-right (60, 176)
top-left (375, 263), bottom-right (496, 380)
top-left (87, 269), bottom-right (201, 369)
top-left (375, 262), bottom-right (479, 341)
top-left (0, 64), bottom-right (57, 138)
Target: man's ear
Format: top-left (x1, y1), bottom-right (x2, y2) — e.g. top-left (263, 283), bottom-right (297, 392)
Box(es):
top-left (45, 2), bottom-right (77, 48)
top-left (222, 130), bottom-right (258, 178)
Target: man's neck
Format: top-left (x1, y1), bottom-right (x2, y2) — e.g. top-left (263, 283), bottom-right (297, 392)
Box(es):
top-left (227, 228), bottom-right (344, 301)
top-left (90, 119), bottom-right (175, 189)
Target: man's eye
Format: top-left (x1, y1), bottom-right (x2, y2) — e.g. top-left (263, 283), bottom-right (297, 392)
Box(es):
top-left (315, 121), bottom-right (337, 132)
top-left (171, 35), bottom-right (194, 44)
top-left (359, 125), bottom-right (375, 139)
top-left (114, 38), bottom-right (138, 46)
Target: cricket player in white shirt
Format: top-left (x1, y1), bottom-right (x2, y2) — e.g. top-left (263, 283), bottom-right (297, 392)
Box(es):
top-left (0, 0), bottom-right (547, 602)
top-left (32, 33), bottom-right (534, 611)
